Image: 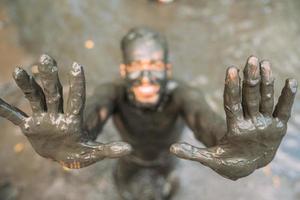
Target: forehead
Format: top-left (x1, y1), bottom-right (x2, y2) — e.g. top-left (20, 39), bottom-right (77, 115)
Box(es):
top-left (123, 39), bottom-right (166, 64)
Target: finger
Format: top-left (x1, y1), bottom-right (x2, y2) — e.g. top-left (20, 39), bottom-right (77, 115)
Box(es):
top-left (259, 60), bottom-right (274, 116)
top-left (13, 67), bottom-right (46, 114)
top-left (66, 63), bottom-right (85, 116)
top-left (170, 142), bottom-right (219, 167)
top-left (273, 78), bottom-right (297, 123)
top-left (0, 98), bottom-right (28, 125)
top-left (242, 56), bottom-right (261, 118)
top-left (38, 54), bottom-right (63, 113)
top-left (224, 67), bottom-right (243, 125)
top-left (83, 141), bottom-right (132, 158)
top-left (102, 142), bottom-right (132, 158)
top-left (59, 142), bottom-right (132, 169)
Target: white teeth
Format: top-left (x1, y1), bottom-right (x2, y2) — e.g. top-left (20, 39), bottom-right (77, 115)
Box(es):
top-left (138, 86), bottom-right (156, 94)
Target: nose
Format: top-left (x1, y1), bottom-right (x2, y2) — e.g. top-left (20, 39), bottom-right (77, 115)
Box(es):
top-left (141, 75), bottom-right (150, 84)
top-left (140, 71), bottom-right (151, 84)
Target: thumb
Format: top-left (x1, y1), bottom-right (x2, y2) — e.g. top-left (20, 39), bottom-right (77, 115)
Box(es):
top-left (170, 142), bottom-right (217, 166)
top-left (100, 141), bottom-right (132, 158)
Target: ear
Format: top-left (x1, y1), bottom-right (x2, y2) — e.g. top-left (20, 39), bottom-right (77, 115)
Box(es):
top-left (166, 63), bottom-right (172, 78)
top-left (120, 64), bottom-right (126, 79)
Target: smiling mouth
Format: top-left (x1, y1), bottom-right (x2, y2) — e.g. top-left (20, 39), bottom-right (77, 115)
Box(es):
top-left (136, 85), bottom-right (159, 96)
top-left (132, 84), bottom-right (160, 103)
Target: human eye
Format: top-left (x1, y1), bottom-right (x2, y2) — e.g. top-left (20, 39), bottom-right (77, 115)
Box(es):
top-left (127, 71), bottom-right (141, 80)
top-left (126, 62), bottom-right (140, 72)
top-left (150, 61), bottom-right (165, 71)
top-left (151, 70), bottom-right (165, 79)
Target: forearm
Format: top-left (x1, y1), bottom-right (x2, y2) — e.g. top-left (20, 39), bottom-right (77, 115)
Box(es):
top-left (83, 104), bottom-right (103, 140)
top-left (182, 98), bottom-right (227, 147)
top-left (82, 83), bottom-right (116, 140)
top-left (192, 110), bottom-right (227, 147)
top-left (177, 82), bottom-right (227, 147)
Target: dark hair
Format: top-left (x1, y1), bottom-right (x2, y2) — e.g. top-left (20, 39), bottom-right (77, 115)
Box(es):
top-left (121, 27), bottom-right (169, 63)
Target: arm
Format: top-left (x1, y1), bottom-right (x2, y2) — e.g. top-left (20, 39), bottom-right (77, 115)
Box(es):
top-left (83, 83), bottom-right (117, 140)
top-left (177, 83), bottom-right (226, 147)
top-left (0, 55), bottom-right (131, 169)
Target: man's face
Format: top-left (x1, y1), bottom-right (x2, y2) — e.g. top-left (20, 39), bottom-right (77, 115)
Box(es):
top-left (121, 59), bottom-right (170, 105)
top-left (120, 35), bottom-right (171, 108)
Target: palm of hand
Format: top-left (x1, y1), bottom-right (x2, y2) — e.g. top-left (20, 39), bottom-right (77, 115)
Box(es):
top-left (10, 54), bottom-right (87, 160)
top-left (20, 113), bottom-right (82, 158)
top-left (0, 54), bottom-right (131, 168)
top-left (171, 56), bottom-right (297, 180)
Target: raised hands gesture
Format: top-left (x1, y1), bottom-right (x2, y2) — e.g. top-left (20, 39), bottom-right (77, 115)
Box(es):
top-left (0, 54), bottom-right (131, 169)
top-left (171, 56), bottom-right (297, 180)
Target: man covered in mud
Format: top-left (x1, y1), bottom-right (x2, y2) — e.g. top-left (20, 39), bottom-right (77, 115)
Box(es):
top-left (0, 27), bottom-right (297, 200)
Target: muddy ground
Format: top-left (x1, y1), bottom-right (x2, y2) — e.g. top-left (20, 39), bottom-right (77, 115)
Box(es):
top-left (0, 0), bottom-right (300, 199)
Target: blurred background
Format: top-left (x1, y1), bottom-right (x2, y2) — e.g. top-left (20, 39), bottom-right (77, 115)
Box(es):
top-left (0, 0), bottom-right (300, 199)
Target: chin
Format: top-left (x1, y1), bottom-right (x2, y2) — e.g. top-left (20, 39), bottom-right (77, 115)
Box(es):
top-left (132, 95), bottom-right (161, 109)
top-left (130, 85), bottom-right (161, 107)
top-left (136, 97), bottom-right (159, 106)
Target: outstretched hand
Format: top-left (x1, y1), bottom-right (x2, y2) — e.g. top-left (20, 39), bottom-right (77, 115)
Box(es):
top-left (170, 56), bottom-right (297, 180)
top-left (0, 54), bottom-right (131, 168)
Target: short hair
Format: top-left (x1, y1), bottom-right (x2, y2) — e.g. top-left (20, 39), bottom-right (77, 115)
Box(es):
top-left (121, 27), bottom-right (169, 64)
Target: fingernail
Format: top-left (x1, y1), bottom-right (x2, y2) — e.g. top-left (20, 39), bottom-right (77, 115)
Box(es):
top-left (248, 56), bottom-right (258, 66)
top-left (39, 54), bottom-right (57, 73)
top-left (110, 142), bottom-right (132, 153)
top-left (249, 56), bottom-right (259, 78)
top-left (13, 67), bottom-right (27, 80)
top-left (71, 62), bottom-right (83, 76)
top-left (245, 56), bottom-right (260, 85)
top-left (170, 144), bottom-right (179, 154)
top-left (40, 54), bottom-right (55, 66)
top-left (287, 79), bottom-right (298, 93)
top-left (226, 67), bottom-right (239, 85)
top-left (260, 60), bottom-right (273, 83)
top-left (123, 143), bottom-right (132, 152)
top-left (110, 145), bottom-right (123, 152)
top-left (170, 143), bottom-right (192, 154)
top-left (13, 67), bottom-right (23, 77)
top-left (228, 67), bottom-right (237, 79)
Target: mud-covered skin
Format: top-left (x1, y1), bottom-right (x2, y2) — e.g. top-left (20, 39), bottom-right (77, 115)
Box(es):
top-left (170, 56), bottom-right (298, 180)
top-left (115, 80), bottom-right (185, 158)
top-left (0, 54), bottom-right (297, 198)
top-left (0, 54), bottom-right (132, 169)
top-left (111, 80), bottom-right (224, 199)
top-left (121, 27), bottom-right (169, 65)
